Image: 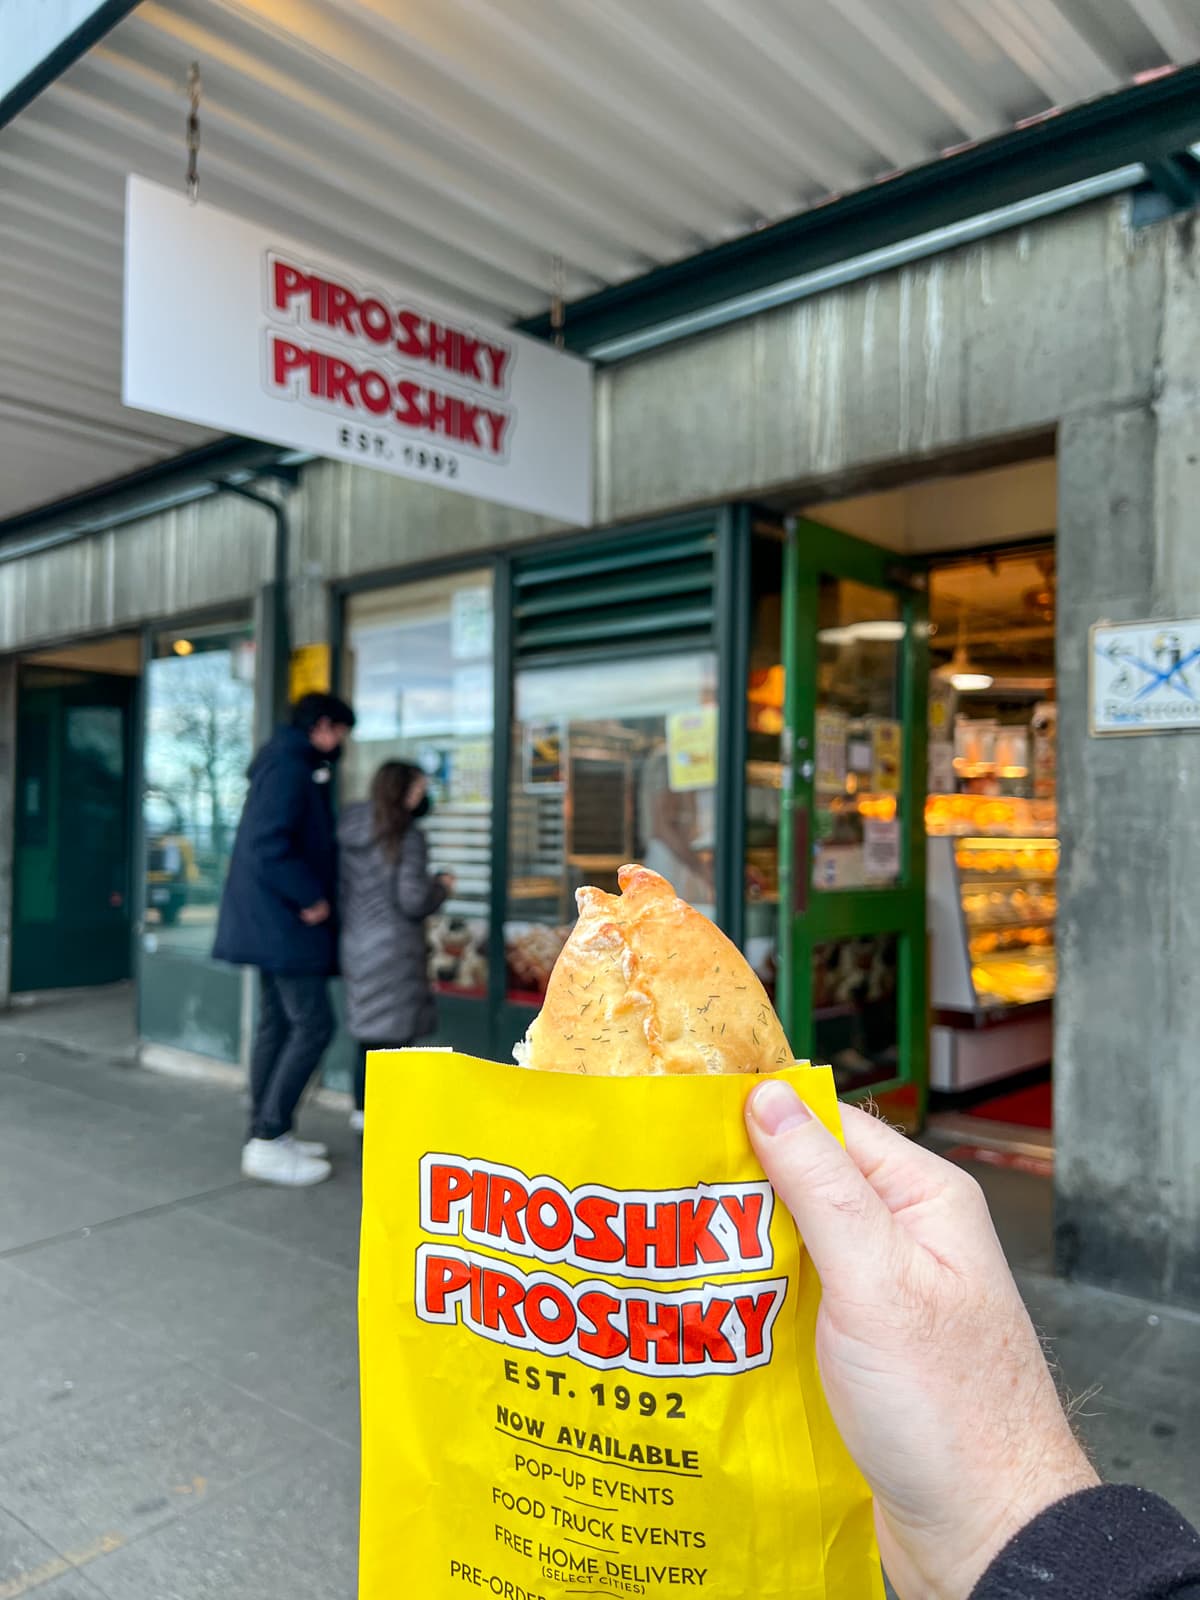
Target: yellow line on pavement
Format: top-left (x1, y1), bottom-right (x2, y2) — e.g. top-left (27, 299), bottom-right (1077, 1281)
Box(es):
top-left (0, 1533), bottom-right (124, 1599)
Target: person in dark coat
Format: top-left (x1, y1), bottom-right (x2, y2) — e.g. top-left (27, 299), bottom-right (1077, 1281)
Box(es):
top-left (338, 760), bottom-right (452, 1130)
top-left (213, 691), bottom-right (355, 1186)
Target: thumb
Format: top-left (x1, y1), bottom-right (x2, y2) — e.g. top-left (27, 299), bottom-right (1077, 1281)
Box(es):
top-left (746, 1080), bottom-right (893, 1298)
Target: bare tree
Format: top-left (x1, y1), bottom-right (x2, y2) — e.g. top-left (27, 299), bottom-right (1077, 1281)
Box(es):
top-left (147, 652), bottom-right (251, 859)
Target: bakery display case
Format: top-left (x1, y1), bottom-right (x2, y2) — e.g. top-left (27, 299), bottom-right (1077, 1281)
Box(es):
top-left (926, 798), bottom-right (1058, 1090)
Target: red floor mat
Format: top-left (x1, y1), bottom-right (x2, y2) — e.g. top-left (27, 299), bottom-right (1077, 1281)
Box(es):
top-left (962, 1080), bottom-right (1053, 1129)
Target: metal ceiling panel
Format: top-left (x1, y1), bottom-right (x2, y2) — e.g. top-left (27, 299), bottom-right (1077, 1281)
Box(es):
top-left (1, 0), bottom-right (1196, 524)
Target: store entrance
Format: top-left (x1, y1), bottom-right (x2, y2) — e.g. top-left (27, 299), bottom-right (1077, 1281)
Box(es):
top-left (11, 652), bottom-right (139, 993)
top-left (799, 455), bottom-right (1059, 1149)
top-left (778, 519), bottom-right (928, 1103)
top-left (924, 545), bottom-right (1057, 1141)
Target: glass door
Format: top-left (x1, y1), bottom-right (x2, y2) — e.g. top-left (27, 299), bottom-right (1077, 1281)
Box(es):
top-left (138, 621), bottom-right (257, 1061)
top-left (779, 518), bottom-right (928, 1103)
top-left (342, 570), bottom-right (496, 1060)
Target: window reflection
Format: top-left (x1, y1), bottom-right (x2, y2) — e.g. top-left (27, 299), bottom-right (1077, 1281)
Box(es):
top-left (144, 628), bottom-right (256, 948)
top-left (813, 578), bottom-right (906, 892)
top-left (343, 572), bottom-right (494, 997)
top-left (507, 652), bottom-right (717, 1005)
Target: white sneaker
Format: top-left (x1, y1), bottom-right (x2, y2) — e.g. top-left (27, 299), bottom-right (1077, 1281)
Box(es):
top-left (242, 1137), bottom-right (331, 1187)
top-left (349, 1110), bottom-right (365, 1134)
top-left (281, 1133), bottom-right (328, 1159)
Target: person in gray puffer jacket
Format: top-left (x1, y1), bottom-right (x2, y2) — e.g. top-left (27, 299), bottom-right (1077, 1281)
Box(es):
top-left (337, 761), bottom-right (453, 1130)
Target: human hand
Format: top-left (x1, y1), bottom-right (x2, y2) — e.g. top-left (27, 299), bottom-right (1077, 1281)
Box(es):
top-left (438, 873), bottom-right (456, 896)
top-left (299, 899), bottom-right (331, 925)
top-left (747, 1082), bottom-right (1098, 1600)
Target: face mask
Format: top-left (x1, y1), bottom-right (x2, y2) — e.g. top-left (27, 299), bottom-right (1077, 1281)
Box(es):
top-left (411, 793), bottom-right (432, 820)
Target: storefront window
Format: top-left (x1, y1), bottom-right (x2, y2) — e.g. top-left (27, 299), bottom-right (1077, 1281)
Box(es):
top-left (343, 572), bottom-right (494, 998)
top-left (139, 622), bottom-right (256, 1061)
top-left (506, 652), bottom-right (718, 1005)
top-left (812, 578), bottom-right (905, 892)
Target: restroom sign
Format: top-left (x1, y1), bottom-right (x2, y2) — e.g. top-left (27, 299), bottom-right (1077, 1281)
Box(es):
top-left (123, 177), bottom-right (592, 524)
top-left (1090, 619), bottom-right (1200, 734)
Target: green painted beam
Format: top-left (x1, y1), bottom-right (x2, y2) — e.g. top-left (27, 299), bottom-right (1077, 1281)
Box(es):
top-left (520, 66), bottom-right (1200, 356)
top-left (0, 0), bottom-right (142, 128)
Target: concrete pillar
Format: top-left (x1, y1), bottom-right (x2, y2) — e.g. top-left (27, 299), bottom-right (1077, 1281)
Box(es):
top-left (0, 656), bottom-right (15, 1008)
top-left (1055, 222), bottom-right (1200, 1308)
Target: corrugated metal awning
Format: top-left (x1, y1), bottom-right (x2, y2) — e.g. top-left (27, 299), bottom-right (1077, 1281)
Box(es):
top-left (2, 0), bottom-right (1198, 524)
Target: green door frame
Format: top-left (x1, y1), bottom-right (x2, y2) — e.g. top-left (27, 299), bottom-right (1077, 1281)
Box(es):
top-left (778, 515), bottom-right (929, 1111)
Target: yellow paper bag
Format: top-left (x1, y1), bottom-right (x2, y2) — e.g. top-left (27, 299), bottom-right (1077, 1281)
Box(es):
top-left (359, 1052), bottom-right (882, 1600)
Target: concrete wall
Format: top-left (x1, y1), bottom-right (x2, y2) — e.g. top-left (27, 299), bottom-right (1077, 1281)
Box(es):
top-left (1055, 219), bottom-right (1200, 1307)
top-left (289, 458), bottom-right (554, 645)
top-left (0, 494), bottom-right (277, 654)
top-left (293, 197), bottom-right (1160, 601)
top-left (596, 198), bottom-right (1162, 522)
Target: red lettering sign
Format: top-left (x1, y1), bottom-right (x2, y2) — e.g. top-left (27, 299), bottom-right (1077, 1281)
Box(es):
top-left (270, 255), bottom-right (512, 391)
top-left (266, 334), bottom-right (512, 458)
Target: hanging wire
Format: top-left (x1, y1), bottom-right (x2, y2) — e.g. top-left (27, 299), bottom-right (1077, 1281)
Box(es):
top-left (550, 254), bottom-right (565, 351)
top-left (186, 62), bottom-right (202, 203)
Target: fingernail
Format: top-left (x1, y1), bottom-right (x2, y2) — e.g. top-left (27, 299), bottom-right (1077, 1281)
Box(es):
top-left (749, 1080), bottom-right (812, 1136)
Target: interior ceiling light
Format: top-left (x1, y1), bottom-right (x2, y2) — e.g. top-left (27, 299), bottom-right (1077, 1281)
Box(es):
top-left (172, 638), bottom-right (194, 656)
top-left (818, 620), bottom-right (906, 646)
top-left (850, 620), bottom-right (906, 642)
top-left (936, 611), bottom-right (993, 692)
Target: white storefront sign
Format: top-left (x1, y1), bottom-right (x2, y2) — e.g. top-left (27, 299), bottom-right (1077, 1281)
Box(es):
top-left (123, 177), bottom-right (592, 524)
top-left (1091, 619), bottom-right (1200, 734)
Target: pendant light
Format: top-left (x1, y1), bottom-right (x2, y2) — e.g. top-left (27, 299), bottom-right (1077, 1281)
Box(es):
top-left (937, 609), bottom-right (993, 693)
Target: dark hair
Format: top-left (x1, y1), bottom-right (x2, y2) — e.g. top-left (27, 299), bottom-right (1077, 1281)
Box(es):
top-left (290, 692), bottom-right (356, 732)
top-left (371, 760), bottom-right (424, 863)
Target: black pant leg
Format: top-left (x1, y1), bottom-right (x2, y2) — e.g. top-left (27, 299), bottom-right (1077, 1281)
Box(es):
top-left (354, 1038), bottom-right (413, 1114)
top-left (354, 1040), bottom-right (369, 1113)
top-left (249, 971), bottom-right (287, 1138)
top-left (253, 975), bottom-right (335, 1140)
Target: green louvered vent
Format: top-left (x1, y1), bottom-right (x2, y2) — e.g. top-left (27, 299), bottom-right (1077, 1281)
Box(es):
top-left (512, 525), bottom-right (717, 662)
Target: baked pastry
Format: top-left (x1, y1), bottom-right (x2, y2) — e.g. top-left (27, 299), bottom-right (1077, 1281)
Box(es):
top-left (516, 864), bottom-right (793, 1076)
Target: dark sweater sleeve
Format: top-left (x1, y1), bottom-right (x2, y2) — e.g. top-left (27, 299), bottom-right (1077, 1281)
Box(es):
top-left (971, 1486), bottom-right (1200, 1600)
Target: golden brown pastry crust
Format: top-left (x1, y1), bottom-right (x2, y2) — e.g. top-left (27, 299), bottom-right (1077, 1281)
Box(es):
top-left (524, 864), bottom-right (792, 1076)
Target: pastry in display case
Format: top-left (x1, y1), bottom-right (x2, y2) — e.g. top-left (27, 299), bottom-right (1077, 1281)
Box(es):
top-left (953, 836), bottom-right (1057, 1008)
top-left (926, 803), bottom-right (1059, 1090)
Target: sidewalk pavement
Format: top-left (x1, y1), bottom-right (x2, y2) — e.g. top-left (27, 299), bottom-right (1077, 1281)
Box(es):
top-left (1, 1036), bottom-right (1198, 1600)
